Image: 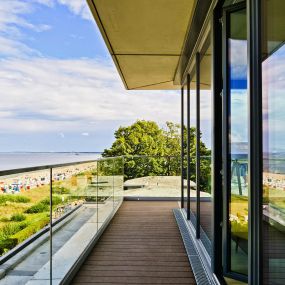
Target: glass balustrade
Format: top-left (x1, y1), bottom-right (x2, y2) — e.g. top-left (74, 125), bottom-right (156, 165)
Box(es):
top-left (0, 157), bottom-right (124, 284)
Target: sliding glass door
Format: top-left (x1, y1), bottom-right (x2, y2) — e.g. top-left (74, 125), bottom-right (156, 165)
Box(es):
top-left (223, 2), bottom-right (248, 279)
top-left (262, 0), bottom-right (285, 283)
top-left (183, 34), bottom-right (213, 253)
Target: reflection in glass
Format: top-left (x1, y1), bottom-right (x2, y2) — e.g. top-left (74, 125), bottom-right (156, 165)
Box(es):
top-left (228, 8), bottom-right (248, 275)
top-left (200, 40), bottom-right (213, 250)
top-left (262, 1), bottom-right (285, 283)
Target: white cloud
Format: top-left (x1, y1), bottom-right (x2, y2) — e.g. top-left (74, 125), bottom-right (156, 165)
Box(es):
top-left (0, 0), bottom-right (182, 148)
top-left (57, 0), bottom-right (92, 21)
top-left (0, 0), bottom-right (54, 57)
top-left (0, 0), bottom-right (91, 58)
top-left (229, 39), bottom-right (247, 79)
top-left (0, 57), bottom-right (180, 134)
top-left (81, 132), bottom-right (89, 136)
top-left (0, 37), bottom-right (41, 57)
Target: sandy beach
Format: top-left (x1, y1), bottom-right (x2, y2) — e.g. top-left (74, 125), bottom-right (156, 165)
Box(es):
top-left (0, 162), bottom-right (97, 194)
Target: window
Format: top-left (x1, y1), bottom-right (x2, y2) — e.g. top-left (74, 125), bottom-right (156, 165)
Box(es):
top-left (262, 1), bottom-right (285, 283)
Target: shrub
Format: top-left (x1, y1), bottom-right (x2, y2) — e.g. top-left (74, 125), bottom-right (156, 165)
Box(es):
top-left (0, 195), bottom-right (30, 205)
top-left (10, 213), bottom-right (26, 222)
top-left (53, 186), bottom-right (70, 194)
top-left (25, 196), bottom-right (62, 213)
top-left (0, 222), bottom-right (28, 239)
top-left (0, 238), bottom-right (17, 255)
top-left (39, 197), bottom-right (50, 206)
top-left (52, 195), bottom-right (63, 206)
top-left (0, 217), bottom-right (10, 222)
top-left (25, 203), bottom-right (49, 214)
top-left (40, 196), bottom-right (62, 206)
top-left (12, 217), bottom-right (49, 244)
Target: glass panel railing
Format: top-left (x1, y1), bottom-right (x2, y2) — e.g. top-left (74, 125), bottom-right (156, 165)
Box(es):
top-left (113, 157), bottom-right (124, 207)
top-left (51, 162), bottom-right (98, 280)
top-left (123, 155), bottom-right (181, 199)
top-left (0, 169), bottom-right (51, 284)
top-left (97, 158), bottom-right (115, 230)
top-left (0, 157), bottom-right (124, 284)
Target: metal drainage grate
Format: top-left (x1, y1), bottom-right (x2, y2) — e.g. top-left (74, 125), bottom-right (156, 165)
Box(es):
top-left (189, 210), bottom-right (212, 258)
top-left (200, 226), bottom-right (212, 259)
top-left (173, 208), bottom-right (213, 285)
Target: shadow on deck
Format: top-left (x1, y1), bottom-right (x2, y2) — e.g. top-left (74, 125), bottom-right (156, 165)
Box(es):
top-left (71, 201), bottom-right (196, 284)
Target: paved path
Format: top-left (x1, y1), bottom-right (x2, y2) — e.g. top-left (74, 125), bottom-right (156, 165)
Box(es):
top-left (72, 201), bottom-right (196, 284)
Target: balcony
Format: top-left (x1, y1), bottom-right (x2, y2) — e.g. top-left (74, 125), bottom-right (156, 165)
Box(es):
top-left (0, 156), bottom-right (210, 285)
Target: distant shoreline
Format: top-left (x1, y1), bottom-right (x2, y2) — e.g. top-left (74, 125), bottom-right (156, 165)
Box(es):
top-left (0, 151), bottom-right (103, 154)
top-left (0, 153), bottom-right (101, 172)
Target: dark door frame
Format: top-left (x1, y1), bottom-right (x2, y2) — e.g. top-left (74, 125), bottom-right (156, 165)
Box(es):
top-left (247, 0), bottom-right (263, 284)
top-left (212, 0), bottom-right (224, 281)
top-left (181, 1), bottom-right (263, 284)
top-left (222, 1), bottom-right (248, 283)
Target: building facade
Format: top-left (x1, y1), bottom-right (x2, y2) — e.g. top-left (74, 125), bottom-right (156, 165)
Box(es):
top-left (88, 0), bottom-right (285, 284)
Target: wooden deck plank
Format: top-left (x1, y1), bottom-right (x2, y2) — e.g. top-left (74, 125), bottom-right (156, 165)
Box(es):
top-left (72, 201), bottom-right (196, 285)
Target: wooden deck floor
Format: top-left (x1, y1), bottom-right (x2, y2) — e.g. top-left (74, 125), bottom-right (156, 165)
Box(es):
top-left (72, 201), bottom-right (196, 284)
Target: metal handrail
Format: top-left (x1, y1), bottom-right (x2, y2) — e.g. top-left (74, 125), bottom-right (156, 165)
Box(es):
top-left (0, 156), bottom-right (124, 176)
top-left (0, 154), bottom-right (214, 177)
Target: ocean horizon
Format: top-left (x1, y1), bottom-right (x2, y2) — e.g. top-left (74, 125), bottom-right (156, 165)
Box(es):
top-left (1, 152), bottom-right (285, 174)
top-left (0, 152), bottom-right (102, 171)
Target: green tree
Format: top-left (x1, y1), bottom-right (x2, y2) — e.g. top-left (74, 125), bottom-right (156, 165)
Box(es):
top-left (163, 122), bottom-right (211, 191)
top-left (102, 120), bottom-right (211, 192)
top-left (103, 120), bottom-right (167, 179)
top-left (102, 120), bottom-right (166, 157)
top-left (185, 126), bottom-right (211, 192)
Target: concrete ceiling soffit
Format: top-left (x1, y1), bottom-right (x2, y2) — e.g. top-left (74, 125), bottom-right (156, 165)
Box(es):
top-left (87, 0), bottom-right (196, 90)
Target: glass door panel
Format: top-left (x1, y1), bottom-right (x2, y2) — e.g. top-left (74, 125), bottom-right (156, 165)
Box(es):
top-left (200, 40), bottom-right (213, 253)
top-left (262, 0), bottom-right (285, 283)
top-left (223, 4), bottom-right (248, 278)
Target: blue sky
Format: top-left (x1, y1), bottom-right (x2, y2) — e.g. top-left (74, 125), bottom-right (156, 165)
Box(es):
top-left (18, 1), bottom-right (108, 59)
top-left (0, 0), bottom-right (181, 152)
top-left (4, 1), bottom-right (285, 156)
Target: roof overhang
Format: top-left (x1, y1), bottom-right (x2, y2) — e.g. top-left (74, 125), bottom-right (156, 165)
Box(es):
top-left (87, 0), bottom-right (196, 90)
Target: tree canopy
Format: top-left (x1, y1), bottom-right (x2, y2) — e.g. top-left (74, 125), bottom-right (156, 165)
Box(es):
top-left (102, 120), bottom-right (211, 192)
top-left (102, 120), bottom-right (166, 157)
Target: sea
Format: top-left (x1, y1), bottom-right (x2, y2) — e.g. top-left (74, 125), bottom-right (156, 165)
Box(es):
top-left (1, 152), bottom-right (285, 174)
top-left (0, 152), bottom-right (101, 171)
top-left (232, 153), bottom-right (285, 174)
